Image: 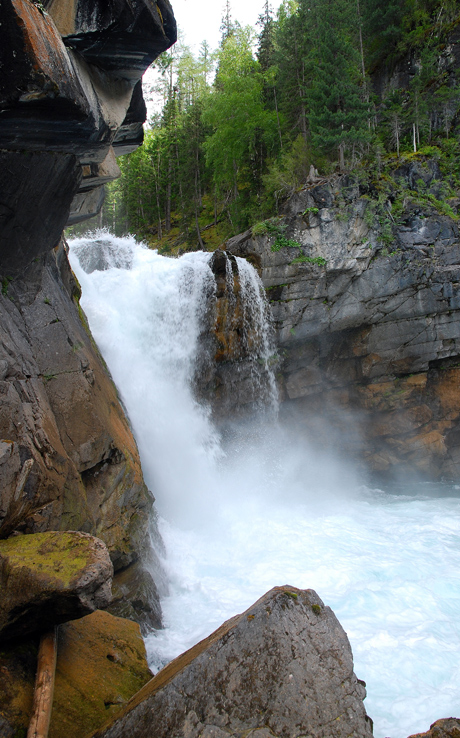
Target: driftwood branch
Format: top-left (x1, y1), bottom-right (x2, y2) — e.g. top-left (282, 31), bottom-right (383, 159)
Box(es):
top-left (27, 628), bottom-right (58, 738)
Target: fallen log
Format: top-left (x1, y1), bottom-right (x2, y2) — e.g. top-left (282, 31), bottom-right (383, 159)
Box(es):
top-left (27, 628), bottom-right (58, 738)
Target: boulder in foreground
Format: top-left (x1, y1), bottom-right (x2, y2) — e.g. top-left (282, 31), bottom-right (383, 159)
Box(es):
top-left (91, 585), bottom-right (373, 738)
top-left (0, 531), bottom-right (113, 642)
top-left (409, 718), bottom-right (460, 738)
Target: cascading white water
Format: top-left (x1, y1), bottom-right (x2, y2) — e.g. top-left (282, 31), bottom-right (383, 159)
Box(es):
top-left (69, 232), bottom-right (460, 738)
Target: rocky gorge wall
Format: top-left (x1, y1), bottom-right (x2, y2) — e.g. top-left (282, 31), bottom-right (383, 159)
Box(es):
top-left (0, 0), bottom-right (176, 627)
top-left (0, 1), bottom-right (175, 733)
top-left (225, 163), bottom-right (460, 482)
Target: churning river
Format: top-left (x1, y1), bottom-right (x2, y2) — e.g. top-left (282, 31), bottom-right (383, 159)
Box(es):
top-left (69, 232), bottom-right (460, 738)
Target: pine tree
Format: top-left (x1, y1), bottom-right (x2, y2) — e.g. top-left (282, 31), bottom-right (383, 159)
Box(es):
top-left (220, 0), bottom-right (234, 43)
top-left (307, 0), bottom-right (369, 169)
top-left (362, 0), bottom-right (404, 68)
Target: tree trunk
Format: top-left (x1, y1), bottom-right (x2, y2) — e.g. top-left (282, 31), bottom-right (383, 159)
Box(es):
top-left (165, 158), bottom-right (172, 233)
top-left (27, 629), bottom-right (58, 738)
top-left (339, 143), bottom-right (345, 171)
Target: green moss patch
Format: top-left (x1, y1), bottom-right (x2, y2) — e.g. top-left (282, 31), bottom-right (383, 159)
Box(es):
top-left (0, 532), bottom-right (92, 588)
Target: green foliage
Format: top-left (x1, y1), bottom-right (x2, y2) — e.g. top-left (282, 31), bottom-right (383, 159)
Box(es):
top-left (252, 217), bottom-right (286, 236)
top-left (271, 237), bottom-right (301, 251)
top-left (291, 255), bottom-right (327, 265)
top-left (105, 0), bottom-right (460, 248)
top-left (1, 277), bottom-right (12, 296)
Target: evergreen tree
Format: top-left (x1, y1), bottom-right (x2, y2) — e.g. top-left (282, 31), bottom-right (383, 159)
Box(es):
top-left (362, 0), bottom-right (404, 68)
top-left (307, 0), bottom-right (369, 168)
top-left (220, 0), bottom-right (235, 43)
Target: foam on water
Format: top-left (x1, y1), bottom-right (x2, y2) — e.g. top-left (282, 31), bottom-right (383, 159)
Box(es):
top-left (69, 232), bottom-right (460, 738)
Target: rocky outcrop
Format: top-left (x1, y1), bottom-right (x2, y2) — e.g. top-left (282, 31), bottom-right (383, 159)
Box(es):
top-left (89, 586), bottom-right (373, 738)
top-left (108, 560), bottom-right (162, 634)
top-left (0, 531), bottom-right (112, 642)
top-left (227, 166), bottom-right (460, 481)
top-left (0, 0), bottom-right (176, 627)
top-left (0, 0), bottom-right (176, 276)
top-left (408, 718), bottom-right (460, 738)
top-left (0, 242), bottom-right (153, 569)
top-left (194, 249), bottom-right (277, 420)
top-left (0, 609), bottom-right (152, 738)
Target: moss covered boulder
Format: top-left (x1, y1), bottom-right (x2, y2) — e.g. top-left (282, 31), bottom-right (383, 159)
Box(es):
top-left (0, 610), bottom-right (152, 738)
top-left (0, 531), bottom-right (113, 642)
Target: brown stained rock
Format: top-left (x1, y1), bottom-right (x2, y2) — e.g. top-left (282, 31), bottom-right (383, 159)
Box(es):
top-left (408, 718), bottom-right (460, 738)
top-left (0, 243), bottom-right (153, 572)
top-left (0, 611), bottom-right (152, 738)
top-left (90, 586), bottom-right (373, 738)
top-left (0, 0), bottom-right (176, 276)
top-left (195, 250), bottom-right (276, 419)
top-left (0, 531), bottom-right (113, 642)
top-left (45, 0), bottom-right (176, 80)
top-left (49, 611), bottom-right (152, 738)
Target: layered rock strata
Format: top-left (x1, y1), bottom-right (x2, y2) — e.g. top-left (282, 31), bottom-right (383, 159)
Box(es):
top-left (90, 586), bottom-right (373, 738)
top-left (227, 167), bottom-right (460, 480)
top-left (0, 0), bottom-right (176, 274)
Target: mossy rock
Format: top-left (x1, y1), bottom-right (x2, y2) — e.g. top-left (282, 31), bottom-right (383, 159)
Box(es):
top-left (0, 532), bottom-right (113, 642)
top-left (49, 611), bottom-right (152, 738)
top-left (0, 611), bottom-right (152, 738)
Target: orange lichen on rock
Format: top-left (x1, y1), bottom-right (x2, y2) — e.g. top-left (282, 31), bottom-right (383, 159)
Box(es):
top-left (0, 611), bottom-right (152, 738)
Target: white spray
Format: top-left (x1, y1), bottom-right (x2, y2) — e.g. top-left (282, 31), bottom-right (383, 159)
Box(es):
top-left (69, 232), bottom-right (460, 738)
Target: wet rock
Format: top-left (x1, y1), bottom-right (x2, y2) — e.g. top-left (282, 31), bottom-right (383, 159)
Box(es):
top-left (0, 150), bottom-right (82, 277)
top-left (108, 560), bottom-right (162, 634)
top-left (408, 718), bottom-right (460, 738)
top-left (0, 242), bottom-right (153, 570)
top-left (194, 250), bottom-right (276, 420)
top-left (227, 176), bottom-right (460, 481)
top-left (0, 610), bottom-right (152, 738)
top-left (47, 0), bottom-right (176, 81)
top-left (0, 531), bottom-right (113, 642)
top-left (0, 0), bottom-right (176, 276)
top-left (90, 586), bottom-right (373, 738)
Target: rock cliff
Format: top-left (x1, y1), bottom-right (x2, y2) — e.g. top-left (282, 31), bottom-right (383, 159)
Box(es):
top-left (0, 0), bottom-right (176, 605)
top-left (226, 163), bottom-right (460, 481)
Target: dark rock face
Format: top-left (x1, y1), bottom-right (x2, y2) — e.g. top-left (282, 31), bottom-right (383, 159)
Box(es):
top-left (0, 241), bottom-right (153, 569)
top-left (0, 0), bottom-right (176, 276)
top-left (47, 0), bottom-right (176, 80)
top-left (0, 151), bottom-right (81, 276)
top-left (194, 249), bottom-right (277, 420)
top-left (108, 560), bottom-right (162, 634)
top-left (227, 172), bottom-right (460, 480)
top-left (0, 0), bottom-right (175, 627)
top-left (0, 531), bottom-right (113, 642)
top-left (90, 586), bottom-right (373, 738)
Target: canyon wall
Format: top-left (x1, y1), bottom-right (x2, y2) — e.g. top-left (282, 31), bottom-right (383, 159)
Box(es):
top-left (227, 164), bottom-right (460, 482)
top-left (0, 0), bottom-right (176, 582)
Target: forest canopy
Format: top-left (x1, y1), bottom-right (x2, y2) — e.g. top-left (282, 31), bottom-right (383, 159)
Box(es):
top-left (97, 0), bottom-right (460, 251)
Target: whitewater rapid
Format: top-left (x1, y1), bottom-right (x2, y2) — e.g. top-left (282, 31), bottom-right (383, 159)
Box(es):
top-left (69, 232), bottom-right (460, 738)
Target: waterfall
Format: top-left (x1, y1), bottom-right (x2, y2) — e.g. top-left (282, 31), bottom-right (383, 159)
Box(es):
top-left (69, 232), bottom-right (460, 738)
